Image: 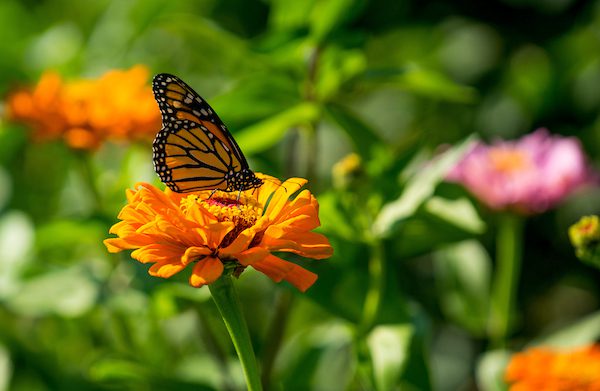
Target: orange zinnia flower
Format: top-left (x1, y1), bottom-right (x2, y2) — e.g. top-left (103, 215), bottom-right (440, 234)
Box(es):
top-left (505, 344), bottom-right (600, 391)
top-left (104, 175), bottom-right (332, 291)
top-left (6, 65), bottom-right (160, 150)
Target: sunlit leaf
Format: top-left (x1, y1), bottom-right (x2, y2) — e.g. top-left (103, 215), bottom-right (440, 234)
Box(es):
top-left (433, 240), bottom-right (492, 335)
top-left (0, 344), bottom-right (10, 391)
top-left (372, 135), bottom-right (476, 238)
top-left (0, 211), bottom-right (34, 298)
top-left (275, 322), bottom-right (355, 390)
top-left (529, 309), bottom-right (600, 348)
top-left (476, 350), bottom-right (511, 391)
top-left (424, 196), bottom-right (486, 234)
top-left (236, 102), bottom-right (320, 155)
top-left (368, 324), bottom-right (413, 391)
top-left (309, 0), bottom-right (365, 43)
top-left (6, 266), bottom-right (98, 317)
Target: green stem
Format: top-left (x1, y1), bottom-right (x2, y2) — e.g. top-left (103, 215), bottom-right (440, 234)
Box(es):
top-left (360, 240), bottom-right (385, 334)
top-left (490, 213), bottom-right (524, 348)
top-left (209, 274), bottom-right (263, 391)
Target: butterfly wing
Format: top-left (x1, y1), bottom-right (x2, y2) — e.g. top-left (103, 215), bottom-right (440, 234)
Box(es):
top-left (152, 73), bottom-right (251, 192)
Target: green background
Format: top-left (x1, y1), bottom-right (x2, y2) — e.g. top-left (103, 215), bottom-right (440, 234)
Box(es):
top-left (1, 0), bottom-right (600, 390)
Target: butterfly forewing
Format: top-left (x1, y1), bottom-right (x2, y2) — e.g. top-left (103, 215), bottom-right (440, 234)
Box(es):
top-left (151, 73), bottom-right (262, 193)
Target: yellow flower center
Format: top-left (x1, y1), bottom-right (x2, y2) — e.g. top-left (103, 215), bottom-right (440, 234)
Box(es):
top-left (200, 191), bottom-right (263, 248)
top-left (488, 148), bottom-right (531, 173)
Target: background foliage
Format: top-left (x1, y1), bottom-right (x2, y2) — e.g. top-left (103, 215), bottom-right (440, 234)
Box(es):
top-left (1, 0), bottom-right (600, 390)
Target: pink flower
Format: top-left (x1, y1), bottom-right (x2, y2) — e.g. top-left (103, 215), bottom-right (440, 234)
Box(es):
top-left (447, 129), bottom-right (595, 214)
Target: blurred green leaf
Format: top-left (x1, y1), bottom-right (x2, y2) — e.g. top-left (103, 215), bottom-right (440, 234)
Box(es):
top-left (309, 0), bottom-right (365, 43)
top-left (434, 240), bottom-right (492, 335)
top-left (395, 67), bottom-right (478, 103)
top-left (367, 324), bottom-right (413, 391)
top-left (475, 350), bottom-right (510, 391)
top-left (372, 135), bottom-right (476, 238)
top-left (424, 196), bottom-right (485, 234)
top-left (5, 266), bottom-right (98, 317)
top-left (267, 0), bottom-right (315, 31)
top-left (316, 47), bottom-right (366, 100)
top-left (210, 74), bottom-right (300, 128)
top-left (88, 358), bottom-right (147, 382)
top-left (36, 219), bottom-right (106, 264)
top-left (325, 103), bottom-right (382, 159)
top-left (0, 344), bottom-right (10, 391)
top-left (236, 102), bottom-right (320, 155)
top-left (530, 309), bottom-right (600, 348)
top-left (275, 322), bottom-right (355, 390)
top-left (0, 211), bottom-right (34, 298)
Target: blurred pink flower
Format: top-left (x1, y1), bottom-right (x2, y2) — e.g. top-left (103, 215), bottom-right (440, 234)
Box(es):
top-left (447, 128), bottom-right (595, 214)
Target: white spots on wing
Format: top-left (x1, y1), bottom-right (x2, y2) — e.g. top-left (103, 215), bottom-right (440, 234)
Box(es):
top-left (200, 108), bottom-right (208, 116)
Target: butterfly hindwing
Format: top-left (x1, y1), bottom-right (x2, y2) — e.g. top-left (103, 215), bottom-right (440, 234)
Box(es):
top-left (151, 73), bottom-right (262, 193)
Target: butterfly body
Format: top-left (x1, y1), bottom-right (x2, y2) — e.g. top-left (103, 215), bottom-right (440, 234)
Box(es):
top-left (152, 73), bottom-right (263, 193)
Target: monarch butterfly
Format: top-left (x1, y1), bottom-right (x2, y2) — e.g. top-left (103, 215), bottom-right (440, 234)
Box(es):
top-left (151, 73), bottom-right (263, 193)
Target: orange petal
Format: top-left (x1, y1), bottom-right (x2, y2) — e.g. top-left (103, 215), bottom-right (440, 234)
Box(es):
top-left (189, 257), bottom-right (224, 287)
top-left (220, 228), bottom-right (255, 257)
top-left (261, 230), bottom-right (333, 259)
top-left (236, 247), bottom-right (270, 266)
top-left (131, 243), bottom-right (185, 264)
top-left (263, 177), bottom-right (307, 220)
top-left (251, 254), bottom-right (318, 292)
top-left (148, 261), bottom-right (186, 278)
top-left (182, 246), bottom-right (211, 265)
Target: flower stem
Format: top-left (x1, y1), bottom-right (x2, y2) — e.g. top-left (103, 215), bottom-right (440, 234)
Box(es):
top-left (360, 240), bottom-right (385, 334)
top-left (490, 213), bottom-right (524, 348)
top-left (209, 274), bottom-right (263, 391)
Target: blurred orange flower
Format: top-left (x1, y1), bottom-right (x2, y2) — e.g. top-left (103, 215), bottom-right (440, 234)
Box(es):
top-left (6, 65), bottom-right (160, 150)
top-left (104, 175), bottom-right (332, 291)
top-left (505, 344), bottom-right (600, 390)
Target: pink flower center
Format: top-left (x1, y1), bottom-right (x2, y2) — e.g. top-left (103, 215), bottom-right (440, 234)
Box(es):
top-left (206, 197), bottom-right (243, 208)
top-left (488, 148), bottom-right (531, 174)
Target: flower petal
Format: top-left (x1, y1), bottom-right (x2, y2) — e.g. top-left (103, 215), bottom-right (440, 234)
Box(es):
top-left (132, 243), bottom-right (185, 264)
top-left (261, 229), bottom-right (333, 259)
top-left (263, 177), bottom-right (307, 221)
top-left (189, 256), bottom-right (224, 288)
top-left (182, 246), bottom-right (212, 265)
top-left (148, 261), bottom-right (186, 278)
top-left (251, 254), bottom-right (318, 292)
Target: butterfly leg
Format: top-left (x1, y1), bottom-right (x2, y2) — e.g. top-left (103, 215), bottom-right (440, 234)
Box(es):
top-left (207, 189), bottom-right (218, 200)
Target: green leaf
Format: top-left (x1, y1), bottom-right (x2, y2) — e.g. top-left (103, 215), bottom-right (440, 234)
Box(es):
top-left (275, 322), bottom-right (355, 390)
top-left (529, 309), bottom-right (600, 348)
top-left (0, 344), bottom-right (10, 391)
top-left (372, 135), bottom-right (477, 238)
top-left (88, 358), bottom-right (147, 382)
top-left (6, 266), bottom-right (98, 317)
top-left (433, 240), bottom-right (492, 335)
top-left (325, 103), bottom-right (381, 159)
top-left (395, 67), bottom-right (478, 103)
top-left (235, 102), bottom-right (320, 155)
top-left (0, 211), bottom-right (34, 298)
top-left (309, 0), bottom-right (365, 43)
top-left (367, 324), bottom-right (414, 391)
top-left (476, 350), bottom-right (511, 391)
top-left (424, 196), bottom-right (486, 234)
